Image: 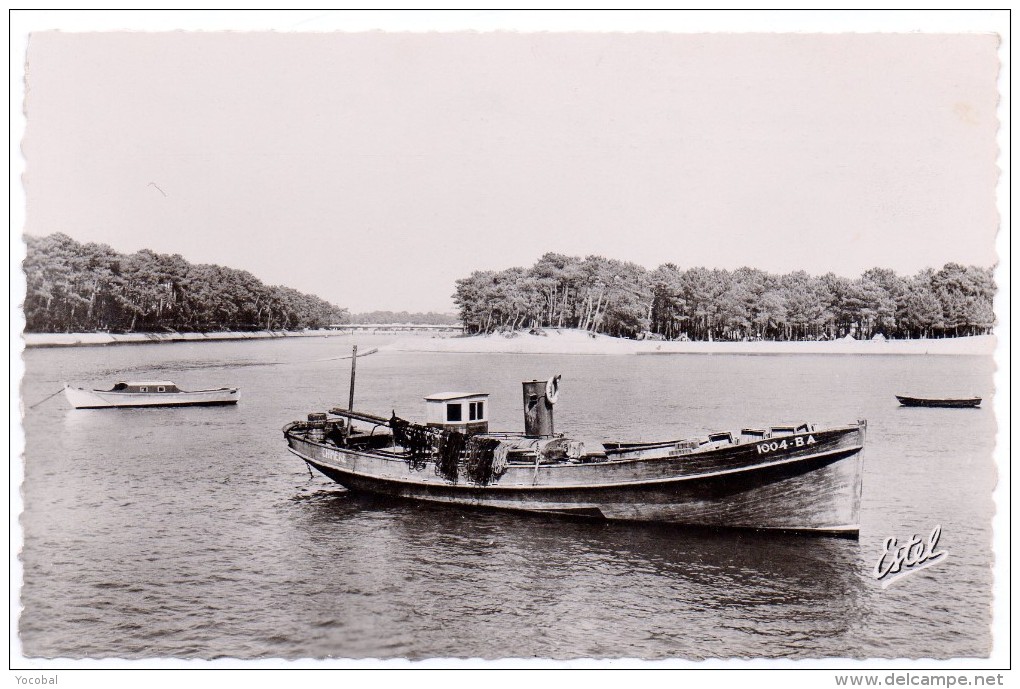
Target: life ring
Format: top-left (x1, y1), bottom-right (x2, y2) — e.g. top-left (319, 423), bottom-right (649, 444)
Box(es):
top-left (545, 375), bottom-right (561, 405)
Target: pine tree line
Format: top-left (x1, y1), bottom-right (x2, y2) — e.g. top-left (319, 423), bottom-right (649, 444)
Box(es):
top-left (23, 233), bottom-right (350, 333)
top-left (453, 253), bottom-right (996, 341)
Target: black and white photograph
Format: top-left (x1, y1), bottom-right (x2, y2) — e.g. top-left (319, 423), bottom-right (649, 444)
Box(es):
top-left (10, 10), bottom-right (1010, 682)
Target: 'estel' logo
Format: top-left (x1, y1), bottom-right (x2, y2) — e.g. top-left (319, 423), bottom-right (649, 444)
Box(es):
top-left (873, 525), bottom-right (948, 589)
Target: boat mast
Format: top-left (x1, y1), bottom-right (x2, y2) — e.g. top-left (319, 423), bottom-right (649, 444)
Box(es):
top-left (348, 344), bottom-right (358, 415)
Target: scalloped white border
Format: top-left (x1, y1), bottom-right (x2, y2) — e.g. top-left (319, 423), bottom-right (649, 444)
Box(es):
top-left (7, 9), bottom-right (1011, 684)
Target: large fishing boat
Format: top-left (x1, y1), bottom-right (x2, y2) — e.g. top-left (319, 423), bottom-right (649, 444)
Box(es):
top-left (283, 375), bottom-right (866, 537)
top-left (64, 381), bottom-right (239, 409)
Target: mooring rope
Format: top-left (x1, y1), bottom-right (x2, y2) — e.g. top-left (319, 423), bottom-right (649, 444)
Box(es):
top-left (27, 387), bottom-right (65, 410)
top-left (25, 348), bottom-right (380, 408)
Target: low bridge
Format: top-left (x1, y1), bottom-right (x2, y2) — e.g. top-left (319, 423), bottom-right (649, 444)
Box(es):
top-left (327, 323), bottom-right (464, 333)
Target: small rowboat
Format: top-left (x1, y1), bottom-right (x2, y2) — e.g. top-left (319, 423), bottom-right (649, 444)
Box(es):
top-left (895, 395), bottom-right (981, 409)
top-left (64, 381), bottom-right (239, 409)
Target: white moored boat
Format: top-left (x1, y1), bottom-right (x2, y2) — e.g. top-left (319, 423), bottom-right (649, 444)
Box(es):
top-left (63, 381), bottom-right (239, 409)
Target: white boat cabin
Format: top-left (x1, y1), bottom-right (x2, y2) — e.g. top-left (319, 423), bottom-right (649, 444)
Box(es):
top-left (424, 391), bottom-right (489, 434)
top-left (109, 381), bottom-right (180, 394)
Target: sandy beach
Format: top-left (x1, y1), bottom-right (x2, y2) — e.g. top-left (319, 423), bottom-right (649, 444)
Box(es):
top-left (386, 328), bottom-right (996, 356)
top-left (21, 329), bottom-right (345, 348)
top-left (22, 327), bottom-right (996, 356)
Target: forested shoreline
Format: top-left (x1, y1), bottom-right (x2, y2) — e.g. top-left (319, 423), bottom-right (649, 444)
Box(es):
top-left (23, 234), bottom-right (996, 341)
top-left (23, 234), bottom-right (349, 333)
top-left (454, 253), bottom-right (995, 341)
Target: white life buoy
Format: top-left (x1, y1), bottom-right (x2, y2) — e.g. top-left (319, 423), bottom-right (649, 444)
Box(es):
top-left (545, 375), bottom-right (561, 405)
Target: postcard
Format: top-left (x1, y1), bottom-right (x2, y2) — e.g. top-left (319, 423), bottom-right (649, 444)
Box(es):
top-left (10, 10), bottom-right (1009, 683)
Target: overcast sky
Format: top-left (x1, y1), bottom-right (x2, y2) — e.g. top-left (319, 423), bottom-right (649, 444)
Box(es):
top-left (23, 30), bottom-right (1000, 313)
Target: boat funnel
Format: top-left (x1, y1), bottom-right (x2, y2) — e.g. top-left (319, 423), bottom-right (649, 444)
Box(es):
top-left (523, 376), bottom-right (560, 437)
top-left (307, 413), bottom-right (328, 442)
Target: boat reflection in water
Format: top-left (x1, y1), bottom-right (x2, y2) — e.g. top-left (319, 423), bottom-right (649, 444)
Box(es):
top-left (284, 376), bottom-right (866, 537)
top-left (288, 488), bottom-right (864, 659)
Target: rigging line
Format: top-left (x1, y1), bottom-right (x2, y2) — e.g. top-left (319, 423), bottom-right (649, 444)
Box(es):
top-left (312, 347), bottom-right (380, 363)
top-left (215, 348), bottom-right (381, 369)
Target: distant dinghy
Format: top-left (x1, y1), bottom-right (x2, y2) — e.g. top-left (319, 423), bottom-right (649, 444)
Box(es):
top-left (895, 395), bottom-right (981, 409)
top-left (64, 381), bottom-right (239, 409)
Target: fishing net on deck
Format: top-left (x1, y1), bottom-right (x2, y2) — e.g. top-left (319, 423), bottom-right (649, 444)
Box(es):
top-left (465, 437), bottom-right (509, 486)
top-left (434, 430), bottom-right (465, 484)
top-left (391, 415), bottom-right (435, 471)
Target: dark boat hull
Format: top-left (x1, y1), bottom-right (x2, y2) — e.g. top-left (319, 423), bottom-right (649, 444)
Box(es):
top-left (285, 424), bottom-right (865, 537)
top-left (896, 395), bottom-right (981, 408)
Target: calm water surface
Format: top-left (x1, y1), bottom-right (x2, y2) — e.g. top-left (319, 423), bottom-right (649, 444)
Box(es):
top-left (18, 336), bottom-right (996, 659)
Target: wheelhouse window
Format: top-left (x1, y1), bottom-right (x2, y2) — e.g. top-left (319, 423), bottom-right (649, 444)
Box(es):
top-left (157, 386), bottom-right (166, 392)
top-left (139, 387), bottom-right (148, 392)
top-left (446, 403), bottom-right (463, 422)
top-left (469, 401), bottom-right (484, 421)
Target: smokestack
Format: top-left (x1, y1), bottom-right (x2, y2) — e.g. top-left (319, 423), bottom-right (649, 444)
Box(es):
top-left (522, 376), bottom-right (560, 437)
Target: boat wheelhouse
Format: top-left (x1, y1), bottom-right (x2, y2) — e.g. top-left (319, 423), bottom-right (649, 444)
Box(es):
top-left (424, 392), bottom-right (489, 435)
top-left (110, 381), bottom-right (179, 393)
